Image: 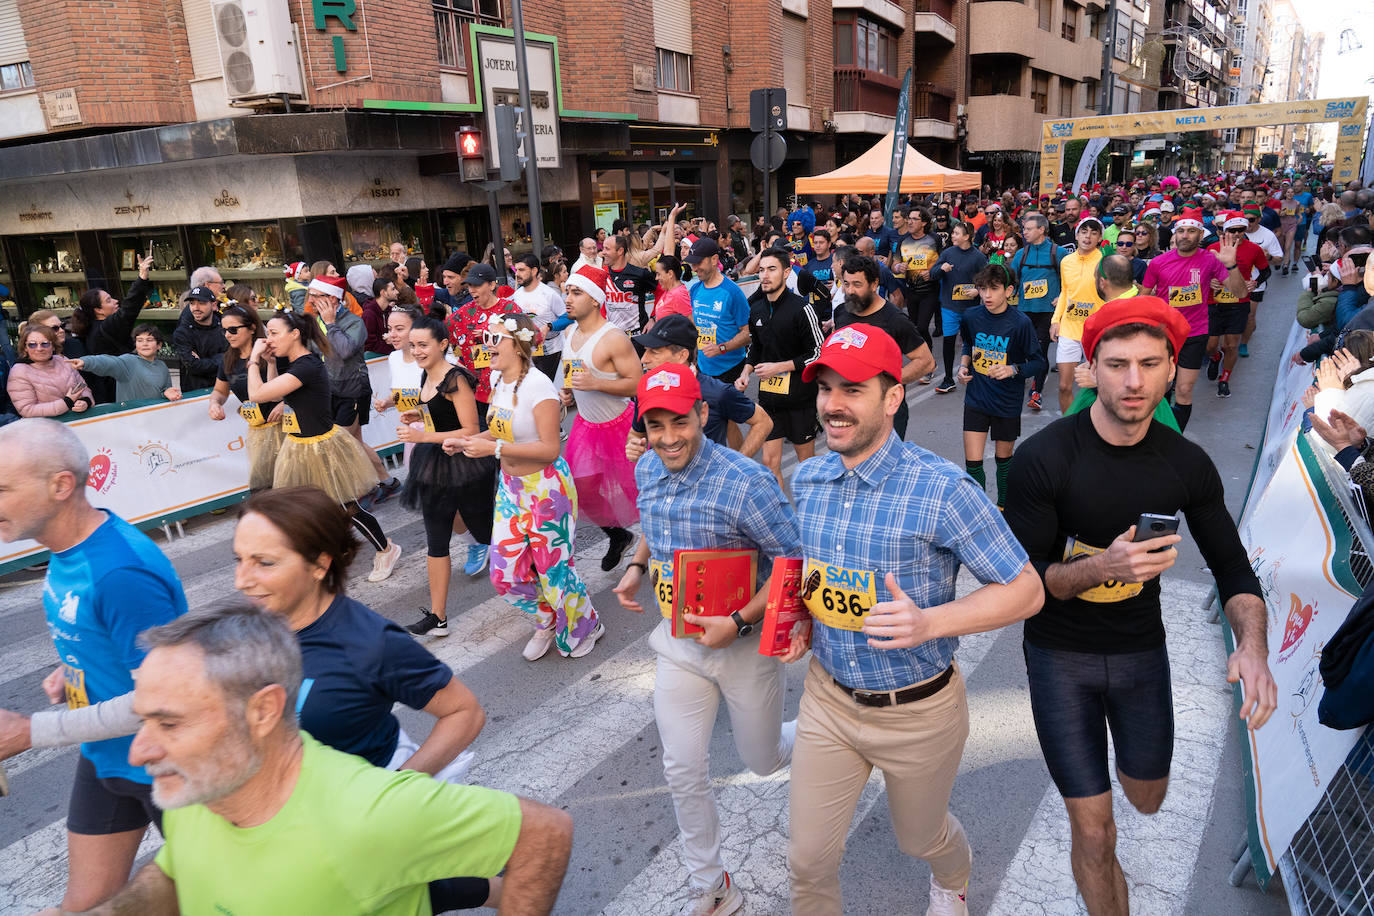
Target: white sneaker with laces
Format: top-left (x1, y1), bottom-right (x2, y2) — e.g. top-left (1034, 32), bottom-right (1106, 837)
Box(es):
top-left (522, 628), bottom-right (556, 661)
top-left (925, 873), bottom-right (969, 916)
top-left (367, 542), bottom-right (402, 582)
top-left (568, 622), bottom-right (605, 658)
top-left (674, 873), bottom-right (743, 916)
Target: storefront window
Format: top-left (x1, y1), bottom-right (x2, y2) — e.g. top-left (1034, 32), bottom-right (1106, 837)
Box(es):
top-left (629, 170), bottom-right (653, 229)
top-left (592, 169), bottom-right (627, 237)
top-left (436, 211), bottom-right (473, 263)
top-left (338, 213), bottom-right (426, 271)
top-left (107, 227), bottom-right (185, 307)
top-left (21, 234), bottom-right (87, 311)
top-left (190, 222), bottom-right (289, 309)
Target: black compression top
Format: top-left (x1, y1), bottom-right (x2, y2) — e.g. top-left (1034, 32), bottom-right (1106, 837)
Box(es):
top-left (420, 365), bottom-right (478, 432)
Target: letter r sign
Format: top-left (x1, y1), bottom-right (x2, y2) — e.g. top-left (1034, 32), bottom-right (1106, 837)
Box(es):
top-left (313, 0), bottom-right (357, 30)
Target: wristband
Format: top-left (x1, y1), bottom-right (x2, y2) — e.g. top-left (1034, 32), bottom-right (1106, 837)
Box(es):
top-left (494, 439), bottom-right (504, 460)
top-left (63, 396), bottom-right (74, 409)
top-left (627, 561), bottom-right (648, 574)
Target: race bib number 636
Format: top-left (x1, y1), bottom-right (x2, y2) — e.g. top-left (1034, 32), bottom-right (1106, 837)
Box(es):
top-left (802, 559), bottom-right (877, 631)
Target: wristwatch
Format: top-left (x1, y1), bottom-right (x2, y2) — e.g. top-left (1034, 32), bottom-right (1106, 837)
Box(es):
top-left (730, 610), bottom-right (754, 637)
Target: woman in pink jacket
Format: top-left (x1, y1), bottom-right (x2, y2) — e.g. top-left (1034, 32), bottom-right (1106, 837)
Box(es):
top-left (7, 324), bottom-right (93, 417)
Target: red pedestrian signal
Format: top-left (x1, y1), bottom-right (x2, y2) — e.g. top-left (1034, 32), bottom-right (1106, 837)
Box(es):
top-left (458, 128), bottom-right (483, 159)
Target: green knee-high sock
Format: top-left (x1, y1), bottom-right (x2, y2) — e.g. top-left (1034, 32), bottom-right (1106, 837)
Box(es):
top-left (966, 459), bottom-right (986, 489)
top-left (995, 454), bottom-right (1014, 509)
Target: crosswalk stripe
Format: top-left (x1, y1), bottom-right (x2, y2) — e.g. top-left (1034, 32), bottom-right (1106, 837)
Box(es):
top-left (0, 633), bottom-right (59, 687)
top-left (0, 815), bottom-right (163, 915)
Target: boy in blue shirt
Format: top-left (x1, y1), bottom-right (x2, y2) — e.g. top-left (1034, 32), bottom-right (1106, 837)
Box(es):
top-left (956, 264), bottom-right (1046, 508)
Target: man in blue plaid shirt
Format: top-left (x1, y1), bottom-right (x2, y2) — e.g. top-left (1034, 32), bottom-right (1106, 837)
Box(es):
top-left (783, 323), bottom-right (1043, 916)
top-left (613, 362), bottom-right (801, 916)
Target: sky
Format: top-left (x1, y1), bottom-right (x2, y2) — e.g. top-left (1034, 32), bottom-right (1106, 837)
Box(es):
top-left (1292, 0), bottom-right (1374, 99)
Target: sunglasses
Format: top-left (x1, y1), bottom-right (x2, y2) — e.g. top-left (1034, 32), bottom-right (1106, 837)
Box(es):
top-left (26, 341), bottom-right (52, 350)
top-left (223, 324), bottom-right (249, 333)
top-left (481, 330), bottom-right (512, 348)
top-left (1116, 239), bottom-right (1135, 247)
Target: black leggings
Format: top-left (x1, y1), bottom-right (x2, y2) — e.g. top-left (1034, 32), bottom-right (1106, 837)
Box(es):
top-left (1026, 311), bottom-right (1053, 394)
top-left (906, 289), bottom-right (941, 352)
top-left (422, 481), bottom-right (497, 558)
top-left (345, 502), bottom-right (388, 552)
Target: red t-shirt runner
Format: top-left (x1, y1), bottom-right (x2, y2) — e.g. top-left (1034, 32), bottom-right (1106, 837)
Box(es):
top-left (1206, 239), bottom-right (1267, 306)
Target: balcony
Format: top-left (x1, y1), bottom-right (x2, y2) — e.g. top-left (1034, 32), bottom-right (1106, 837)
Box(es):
top-left (969, 1), bottom-right (1101, 79)
top-left (912, 82), bottom-right (958, 139)
top-left (913, 0), bottom-right (958, 44)
top-left (965, 94), bottom-right (1047, 151)
top-left (833, 70), bottom-right (957, 139)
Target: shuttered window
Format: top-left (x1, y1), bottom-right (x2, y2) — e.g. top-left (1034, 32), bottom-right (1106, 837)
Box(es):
top-left (0, 0), bottom-right (29, 68)
top-left (653, 0), bottom-right (692, 54)
top-left (782, 12), bottom-right (806, 104)
top-left (182, 0), bottom-right (220, 80)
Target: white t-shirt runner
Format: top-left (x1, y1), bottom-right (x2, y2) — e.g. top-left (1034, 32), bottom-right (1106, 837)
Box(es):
top-left (488, 364), bottom-right (560, 444)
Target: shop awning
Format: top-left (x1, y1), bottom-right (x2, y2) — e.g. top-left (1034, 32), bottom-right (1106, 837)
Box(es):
top-left (794, 131), bottom-right (981, 195)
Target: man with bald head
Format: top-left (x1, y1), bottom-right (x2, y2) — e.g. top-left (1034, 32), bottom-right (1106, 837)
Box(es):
top-left (571, 237), bottom-right (603, 273)
top-left (0, 418), bottom-right (188, 912)
top-left (854, 235), bottom-right (899, 301)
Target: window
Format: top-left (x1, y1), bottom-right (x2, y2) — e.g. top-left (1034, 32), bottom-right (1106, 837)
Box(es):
top-left (782, 13), bottom-right (807, 103)
top-left (970, 55), bottom-right (1023, 96)
top-left (1032, 69), bottom-right (1049, 113)
top-left (1127, 86), bottom-right (1141, 112)
top-left (1061, 1), bottom-right (1076, 40)
top-left (1089, 11), bottom-right (1103, 39)
top-left (656, 48), bottom-right (693, 92)
top-left (0, 60), bottom-right (33, 92)
top-left (1059, 78), bottom-right (1075, 115)
top-left (1131, 20), bottom-right (1146, 64)
top-left (834, 16), bottom-right (897, 74)
top-left (433, 0), bottom-right (503, 71)
top-left (1037, 0), bottom-right (1052, 31)
top-left (1084, 77), bottom-right (1100, 110)
top-left (1113, 10), bottom-right (1131, 60)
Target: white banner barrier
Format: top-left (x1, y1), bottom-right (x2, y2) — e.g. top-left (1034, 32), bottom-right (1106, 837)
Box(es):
top-left (0, 356), bottom-right (406, 575)
top-left (1233, 323), bottom-right (1368, 886)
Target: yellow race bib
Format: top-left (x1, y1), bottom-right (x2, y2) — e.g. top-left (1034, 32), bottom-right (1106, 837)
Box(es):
top-left (393, 388), bottom-right (422, 411)
top-left (1063, 536), bottom-right (1143, 603)
top-left (953, 284), bottom-right (977, 301)
top-left (490, 405), bottom-right (515, 442)
top-left (562, 357), bottom-right (586, 388)
top-left (237, 401), bottom-right (265, 427)
top-left (1168, 284), bottom-right (1201, 308)
top-left (64, 664), bottom-right (89, 710)
top-left (1214, 286), bottom-right (1241, 304)
top-left (971, 345), bottom-right (1006, 375)
top-left (473, 345), bottom-right (493, 369)
top-left (1022, 279), bottom-right (1049, 299)
top-left (281, 406), bottom-right (302, 435)
top-left (651, 558), bottom-right (674, 618)
top-left (801, 559), bottom-right (877, 631)
top-left (533, 338), bottom-right (545, 357)
top-left (697, 326), bottom-right (716, 350)
top-left (418, 403), bottom-right (436, 433)
top-left (906, 250), bottom-right (935, 274)
top-left (759, 371), bottom-right (792, 395)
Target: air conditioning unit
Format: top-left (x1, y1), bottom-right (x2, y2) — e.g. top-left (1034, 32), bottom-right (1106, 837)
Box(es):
top-left (212, 0), bottom-right (303, 102)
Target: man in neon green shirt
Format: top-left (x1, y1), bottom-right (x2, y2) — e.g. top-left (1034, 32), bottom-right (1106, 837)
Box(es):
top-left (41, 602), bottom-right (572, 916)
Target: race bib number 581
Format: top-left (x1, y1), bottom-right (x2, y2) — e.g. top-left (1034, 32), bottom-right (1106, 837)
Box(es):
top-left (802, 560), bottom-right (877, 631)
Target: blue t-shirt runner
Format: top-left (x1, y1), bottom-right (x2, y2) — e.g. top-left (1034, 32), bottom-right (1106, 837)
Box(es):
top-left (690, 275), bottom-right (751, 380)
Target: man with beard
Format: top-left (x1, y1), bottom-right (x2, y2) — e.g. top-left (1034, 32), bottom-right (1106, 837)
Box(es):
top-left (68, 601), bottom-right (572, 916)
top-left (784, 325), bottom-right (1043, 915)
top-left (0, 419), bottom-right (187, 912)
top-left (603, 234), bottom-right (657, 334)
top-left (833, 255), bottom-right (935, 440)
top-left (1141, 208), bottom-right (1246, 430)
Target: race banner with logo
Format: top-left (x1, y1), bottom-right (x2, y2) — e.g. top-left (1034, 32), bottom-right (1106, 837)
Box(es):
top-left (0, 357), bottom-right (405, 575)
top-left (1230, 323), bottom-right (1368, 887)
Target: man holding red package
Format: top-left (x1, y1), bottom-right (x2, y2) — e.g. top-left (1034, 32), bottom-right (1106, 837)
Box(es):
top-left (612, 362), bottom-right (801, 916)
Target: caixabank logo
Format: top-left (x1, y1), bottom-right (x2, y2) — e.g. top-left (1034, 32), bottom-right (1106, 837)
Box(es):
top-left (1325, 100), bottom-right (1357, 120)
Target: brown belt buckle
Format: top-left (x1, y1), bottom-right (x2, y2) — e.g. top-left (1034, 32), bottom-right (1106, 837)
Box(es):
top-left (851, 688), bottom-right (892, 708)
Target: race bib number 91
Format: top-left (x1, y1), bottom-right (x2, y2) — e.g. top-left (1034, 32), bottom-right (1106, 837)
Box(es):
top-left (801, 559), bottom-right (877, 631)
top-left (490, 406), bottom-right (515, 442)
top-left (1063, 536), bottom-right (1143, 603)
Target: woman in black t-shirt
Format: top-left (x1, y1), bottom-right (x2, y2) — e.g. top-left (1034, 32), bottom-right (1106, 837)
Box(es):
top-left (247, 310), bottom-right (402, 583)
top-left (207, 304), bottom-right (282, 490)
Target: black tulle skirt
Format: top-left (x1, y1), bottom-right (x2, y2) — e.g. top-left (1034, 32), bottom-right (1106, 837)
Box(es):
top-left (401, 442), bottom-right (498, 510)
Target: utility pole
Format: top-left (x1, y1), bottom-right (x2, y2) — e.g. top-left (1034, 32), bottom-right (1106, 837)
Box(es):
top-left (509, 0), bottom-right (543, 255)
top-left (1100, 0), bottom-right (1116, 114)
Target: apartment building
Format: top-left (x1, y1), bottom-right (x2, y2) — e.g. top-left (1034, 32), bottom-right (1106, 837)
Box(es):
top-left (1225, 0), bottom-right (1271, 167)
top-left (1255, 0), bottom-right (1324, 166)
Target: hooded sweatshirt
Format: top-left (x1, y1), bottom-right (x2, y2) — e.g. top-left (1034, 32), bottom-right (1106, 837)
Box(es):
top-left (172, 306), bottom-right (227, 392)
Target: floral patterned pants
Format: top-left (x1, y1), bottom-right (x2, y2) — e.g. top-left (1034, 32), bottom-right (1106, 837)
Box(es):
top-left (489, 457), bottom-right (599, 656)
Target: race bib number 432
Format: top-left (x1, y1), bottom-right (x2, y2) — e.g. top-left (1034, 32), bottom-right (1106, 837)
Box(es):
top-left (801, 559), bottom-right (877, 631)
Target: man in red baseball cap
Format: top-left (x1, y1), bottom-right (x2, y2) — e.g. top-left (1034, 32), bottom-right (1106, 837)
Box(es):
top-left (1003, 295), bottom-right (1275, 916)
top-left (786, 323), bottom-right (1042, 914)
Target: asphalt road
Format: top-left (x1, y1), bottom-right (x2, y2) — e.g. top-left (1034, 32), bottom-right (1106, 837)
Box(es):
top-left (0, 269), bottom-right (1307, 915)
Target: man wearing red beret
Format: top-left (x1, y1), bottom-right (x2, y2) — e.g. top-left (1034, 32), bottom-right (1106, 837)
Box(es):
top-left (1003, 296), bottom-right (1276, 916)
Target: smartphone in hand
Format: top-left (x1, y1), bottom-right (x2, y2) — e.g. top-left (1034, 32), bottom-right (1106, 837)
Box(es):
top-left (1134, 513), bottom-right (1180, 552)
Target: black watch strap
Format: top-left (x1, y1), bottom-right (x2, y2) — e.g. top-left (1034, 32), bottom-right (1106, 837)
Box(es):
top-left (730, 610), bottom-right (754, 636)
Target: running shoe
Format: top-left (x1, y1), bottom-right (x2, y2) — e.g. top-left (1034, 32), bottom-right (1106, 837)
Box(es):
top-left (1239, 343), bottom-right (1249, 358)
top-left (1206, 351), bottom-right (1222, 381)
top-left (675, 872), bottom-right (743, 916)
top-left (1218, 380), bottom-right (1231, 398)
top-left (602, 528), bottom-right (633, 572)
top-left (925, 873), bottom-right (969, 916)
top-left (373, 477), bottom-right (402, 505)
top-left (464, 543), bottom-right (490, 576)
top-left (935, 378), bottom-right (957, 394)
top-left (568, 621), bottom-right (606, 659)
top-left (367, 542), bottom-right (402, 582)
top-left (406, 611), bottom-right (448, 637)
top-left (522, 627), bottom-right (556, 661)
top-left (1027, 390), bottom-right (1043, 411)
top-left (917, 371), bottom-right (937, 385)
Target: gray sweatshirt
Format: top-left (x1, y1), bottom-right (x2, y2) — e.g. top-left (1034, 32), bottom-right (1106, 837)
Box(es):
top-left (79, 353), bottom-right (174, 402)
top-left (322, 308), bottom-right (370, 398)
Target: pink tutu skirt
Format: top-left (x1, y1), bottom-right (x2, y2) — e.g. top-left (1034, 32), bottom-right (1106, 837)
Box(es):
top-left (563, 404), bottom-right (640, 528)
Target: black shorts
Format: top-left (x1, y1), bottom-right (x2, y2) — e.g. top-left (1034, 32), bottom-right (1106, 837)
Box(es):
top-left (68, 754), bottom-right (163, 836)
top-left (1176, 334), bottom-right (1208, 371)
top-left (710, 361), bottom-right (747, 385)
top-left (332, 391), bottom-right (371, 427)
top-left (1023, 640), bottom-right (1174, 798)
top-left (962, 403), bottom-right (1021, 441)
top-left (1208, 305), bottom-right (1249, 337)
top-left (764, 402), bottom-right (819, 445)
top-left (1249, 290), bottom-right (1265, 304)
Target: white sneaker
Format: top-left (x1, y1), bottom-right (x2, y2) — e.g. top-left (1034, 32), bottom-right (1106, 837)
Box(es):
top-left (925, 873), bottom-right (969, 916)
top-left (367, 542), bottom-right (402, 582)
top-left (522, 628), bottom-right (556, 661)
top-left (568, 622), bottom-right (605, 658)
top-left (675, 873), bottom-right (743, 916)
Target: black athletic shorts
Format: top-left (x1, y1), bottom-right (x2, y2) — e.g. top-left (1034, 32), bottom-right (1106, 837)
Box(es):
top-left (1249, 290), bottom-right (1265, 304)
top-left (1208, 304), bottom-right (1249, 337)
top-left (67, 754), bottom-right (163, 836)
top-left (1176, 334), bottom-right (1208, 371)
top-left (764, 402), bottom-right (819, 445)
top-left (962, 403), bottom-right (1021, 442)
top-left (331, 391), bottom-right (371, 427)
top-left (1023, 640), bottom-right (1174, 798)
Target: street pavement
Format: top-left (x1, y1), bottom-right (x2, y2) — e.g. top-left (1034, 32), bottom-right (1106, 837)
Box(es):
top-left (0, 270), bottom-right (1308, 915)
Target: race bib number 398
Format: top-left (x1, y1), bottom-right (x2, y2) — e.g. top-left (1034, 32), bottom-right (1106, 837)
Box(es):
top-left (801, 559), bottom-right (877, 631)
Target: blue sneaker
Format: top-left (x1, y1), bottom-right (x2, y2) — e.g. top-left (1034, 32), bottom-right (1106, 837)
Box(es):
top-left (1239, 343), bottom-right (1249, 358)
top-left (464, 543), bottom-right (490, 576)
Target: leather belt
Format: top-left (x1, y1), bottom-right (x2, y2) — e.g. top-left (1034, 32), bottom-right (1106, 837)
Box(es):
top-left (833, 665), bottom-right (954, 708)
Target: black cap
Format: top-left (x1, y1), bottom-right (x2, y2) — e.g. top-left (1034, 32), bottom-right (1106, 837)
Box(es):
top-left (633, 314), bottom-right (698, 351)
top-left (441, 252), bottom-right (471, 276)
top-left (185, 286), bottom-right (218, 302)
top-left (683, 238), bottom-right (720, 265)
top-left (1111, 206), bottom-right (1127, 216)
top-left (466, 262), bottom-right (498, 285)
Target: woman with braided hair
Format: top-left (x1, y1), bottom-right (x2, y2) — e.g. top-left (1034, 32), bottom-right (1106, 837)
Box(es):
top-left (446, 313), bottom-right (603, 661)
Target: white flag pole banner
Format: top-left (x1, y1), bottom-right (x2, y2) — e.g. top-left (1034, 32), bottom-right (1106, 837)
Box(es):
top-left (0, 356), bottom-right (403, 576)
top-left (1070, 136), bottom-right (1110, 194)
top-left (1229, 322), bottom-right (1368, 888)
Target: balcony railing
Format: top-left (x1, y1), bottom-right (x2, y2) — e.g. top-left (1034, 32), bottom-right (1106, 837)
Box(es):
top-left (914, 0), bottom-right (956, 19)
top-left (834, 69), bottom-right (956, 123)
top-left (913, 81), bottom-right (957, 122)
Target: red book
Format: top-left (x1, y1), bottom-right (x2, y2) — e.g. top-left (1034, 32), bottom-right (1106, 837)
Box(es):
top-left (758, 557), bottom-right (812, 658)
top-left (671, 548), bottom-right (758, 638)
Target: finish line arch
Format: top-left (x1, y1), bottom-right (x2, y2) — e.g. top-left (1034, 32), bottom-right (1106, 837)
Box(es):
top-left (1038, 97), bottom-right (1368, 196)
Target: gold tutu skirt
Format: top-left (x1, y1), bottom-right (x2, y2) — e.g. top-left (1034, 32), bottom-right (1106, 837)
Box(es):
top-left (272, 426), bottom-right (378, 504)
top-left (246, 422), bottom-right (285, 491)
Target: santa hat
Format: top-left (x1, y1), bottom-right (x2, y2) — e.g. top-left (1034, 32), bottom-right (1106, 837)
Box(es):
top-left (1201, 193), bottom-right (1216, 203)
top-left (1173, 208), bottom-right (1205, 231)
top-left (566, 264), bottom-right (608, 305)
top-left (284, 262), bottom-right (306, 280)
top-left (1222, 211), bottom-right (1249, 230)
top-left (1142, 206), bottom-right (1162, 219)
top-left (308, 276), bottom-right (346, 298)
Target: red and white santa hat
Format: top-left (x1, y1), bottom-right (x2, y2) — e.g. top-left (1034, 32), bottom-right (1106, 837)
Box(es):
top-left (1141, 205), bottom-right (1162, 219)
top-left (1222, 211), bottom-right (1249, 230)
top-left (566, 264), bottom-right (608, 305)
top-left (308, 275), bottom-right (346, 298)
top-left (1173, 208), bottom-right (1206, 231)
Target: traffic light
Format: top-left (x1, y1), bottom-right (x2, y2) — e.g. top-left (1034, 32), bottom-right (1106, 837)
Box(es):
top-left (493, 104), bottom-right (525, 183)
top-left (457, 127), bottom-right (485, 182)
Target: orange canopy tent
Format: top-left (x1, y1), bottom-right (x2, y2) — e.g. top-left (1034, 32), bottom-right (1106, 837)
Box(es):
top-left (793, 130), bottom-right (982, 195)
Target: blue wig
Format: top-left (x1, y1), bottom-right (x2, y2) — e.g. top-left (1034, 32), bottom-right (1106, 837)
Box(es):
top-left (787, 208), bottom-right (816, 235)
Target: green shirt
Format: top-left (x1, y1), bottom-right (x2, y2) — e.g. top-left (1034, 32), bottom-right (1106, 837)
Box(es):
top-left (78, 353), bottom-right (173, 403)
top-left (155, 734), bottom-right (521, 915)
top-left (1066, 388), bottom-right (1179, 432)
